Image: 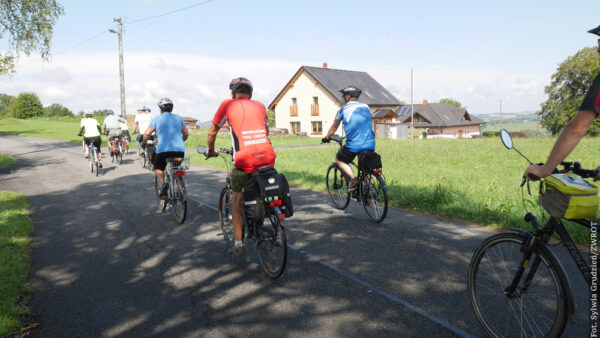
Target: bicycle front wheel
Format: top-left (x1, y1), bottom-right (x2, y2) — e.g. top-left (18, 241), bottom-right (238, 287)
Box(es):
top-left (171, 176), bottom-right (187, 224)
top-left (154, 175), bottom-right (167, 212)
top-left (468, 232), bottom-right (568, 338)
top-left (257, 213), bottom-right (287, 279)
top-left (361, 173), bottom-right (388, 223)
top-left (218, 187), bottom-right (234, 247)
top-left (326, 164), bottom-right (350, 210)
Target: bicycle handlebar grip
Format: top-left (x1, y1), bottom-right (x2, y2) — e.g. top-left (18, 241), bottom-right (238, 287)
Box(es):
top-left (527, 173), bottom-right (540, 181)
top-left (524, 212), bottom-right (535, 223)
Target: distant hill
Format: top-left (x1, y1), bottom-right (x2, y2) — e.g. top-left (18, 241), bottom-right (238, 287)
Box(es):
top-left (477, 111), bottom-right (539, 122)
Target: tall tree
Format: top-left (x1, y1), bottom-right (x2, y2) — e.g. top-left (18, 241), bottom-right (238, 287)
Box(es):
top-left (12, 92), bottom-right (43, 119)
top-left (439, 98), bottom-right (463, 108)
top-left (540, 47), bottom-right (600, 135)
top-left (43, 103), bottom-right (72, 117)
top-left (0, 0), bottom-right (64, 75)
top-left (0, 93), bottom-right (16, 117)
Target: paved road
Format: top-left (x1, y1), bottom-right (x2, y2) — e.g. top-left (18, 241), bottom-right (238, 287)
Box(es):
top-left (0, 135), bottom-right (592, 337)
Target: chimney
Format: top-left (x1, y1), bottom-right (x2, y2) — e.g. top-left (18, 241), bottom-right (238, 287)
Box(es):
top-left (323, 62), bottom-right (328, 69)
top-left (422, 99), bottom-right (428, 105)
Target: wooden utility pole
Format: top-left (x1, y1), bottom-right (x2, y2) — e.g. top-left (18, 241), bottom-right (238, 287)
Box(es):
top-left (110, 17), bottom-right (126, 118)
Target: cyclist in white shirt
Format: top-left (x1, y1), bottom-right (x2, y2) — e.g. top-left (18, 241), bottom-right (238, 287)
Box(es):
top-left (133, 106), bottom-right (153, 150)
top-left (77, 112), bottom-right (103, 166)
top-left (119, 113), bottom-right (130, 142)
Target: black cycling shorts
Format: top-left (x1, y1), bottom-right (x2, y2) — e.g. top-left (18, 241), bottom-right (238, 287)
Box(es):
top-left (336, 145), bottom-right (357, 164)
top-left (154, 152), bottom-right (185, 171)
top-left (84, 136), bottom-right (102, 152)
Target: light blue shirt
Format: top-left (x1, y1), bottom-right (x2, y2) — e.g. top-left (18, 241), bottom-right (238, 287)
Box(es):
top-left (150, 113), bottom-right (186, 154)
top-left (336, 101), bottom-right (375, 153)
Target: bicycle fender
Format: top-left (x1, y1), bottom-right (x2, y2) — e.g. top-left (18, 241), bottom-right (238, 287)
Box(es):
top-left (508, 229), bottom-right (575, 322)
top-left (536, 241), bottom-right (576, 323)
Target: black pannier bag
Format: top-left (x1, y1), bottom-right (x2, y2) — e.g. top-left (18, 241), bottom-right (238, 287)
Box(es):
top-left (358, 151), bottom-right (382, 171)
top-left (242, 167), bottom-right (293, 221)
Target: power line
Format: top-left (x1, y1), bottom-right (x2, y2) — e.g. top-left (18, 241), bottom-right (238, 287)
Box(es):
top-left (124, 0), bottom-right (213, 25)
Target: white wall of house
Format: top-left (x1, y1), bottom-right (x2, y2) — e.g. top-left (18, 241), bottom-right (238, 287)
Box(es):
top-left (274, 72), bottom-right (341, 137)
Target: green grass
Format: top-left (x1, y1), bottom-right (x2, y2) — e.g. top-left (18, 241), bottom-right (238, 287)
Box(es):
top-left (0, 192), bottom-right (33, 336)
top-left (482, 121), bottom-right (550, 134)
top-left (191, 136), bottom-right (600, 245)
top-left (0, 154), bottom-right (15, 168)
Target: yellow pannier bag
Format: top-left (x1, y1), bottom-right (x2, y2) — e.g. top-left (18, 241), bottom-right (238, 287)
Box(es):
top-left (541, 173), bottom-right (598, 219)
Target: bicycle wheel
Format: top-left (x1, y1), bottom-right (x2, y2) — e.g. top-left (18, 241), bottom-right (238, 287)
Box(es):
top-left (218, 187), bottom-right (235, 247)
top-left (361, 173), bottom-right (388, 223)
top-left (154, 175), bottom-right (167, 212)
top-left (95, 161), bottom-right (99, 176)
top-left (90, 156), bottom-right (94, 173)
top-left (326, 164), bottom-right (350, 210)
top-left (257, 213), bottom-right (287, 279)
top-left (139, 151), bottom-right (146, 168)
top-left (468, 232), bottom-right (568, 338)
top-left (117, 150), bottom-right (122, 165)
top-left (171, 176), bottom-right (187, 224)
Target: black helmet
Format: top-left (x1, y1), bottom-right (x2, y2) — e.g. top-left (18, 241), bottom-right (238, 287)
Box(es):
top-left (106, 109), bottom-right (114, 115)
top-left (229, 77), bottom-right (253, 97)
top-left (588, 25), bottom-right (600, 36)
top-left (158, 97), bottom-right (173, 112)
top-left (339, 85), bottom-right (362, 99)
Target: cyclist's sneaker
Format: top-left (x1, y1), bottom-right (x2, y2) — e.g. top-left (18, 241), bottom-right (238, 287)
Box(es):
top-left (348, 178), bottom-right (360, 191)
top-left (98, 162), bottom-right (103, 168)
top-left (228, 242), bottom-right (246, 257)
top-left (159, 182), bottom-right (168, 199)
top-left (85, 153), bottom-right (89, 158)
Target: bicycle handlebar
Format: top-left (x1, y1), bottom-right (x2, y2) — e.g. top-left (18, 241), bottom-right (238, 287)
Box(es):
top-left (552, 161), bottom-right (598, 178)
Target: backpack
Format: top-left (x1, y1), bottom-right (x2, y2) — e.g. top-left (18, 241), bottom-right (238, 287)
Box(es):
top-left (358, 151), bottom-right (382, 171)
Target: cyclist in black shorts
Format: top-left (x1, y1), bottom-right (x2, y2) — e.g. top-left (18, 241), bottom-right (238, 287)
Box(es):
top-left (525, 24), bottom-right (600, 181)
top-left (78, 111), bottom-right (103, 167)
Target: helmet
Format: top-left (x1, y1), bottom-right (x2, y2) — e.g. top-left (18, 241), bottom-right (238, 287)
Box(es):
top-left (84, 111), bottom-right (93, 117)
top-left (106, 109), bottom-right (114, 115)
top-left (145, 107), bottom-right (151, 113)
top-left (339, 85), bottom-right (362, 99)
top-left (229, 77), bottom-right (253, 97)
top-left (158, 97), bottom-right (173, 112)
top-left (588, 25), bottom-right (600, 36)
top-left (137, 105), bottom-right (147, 112)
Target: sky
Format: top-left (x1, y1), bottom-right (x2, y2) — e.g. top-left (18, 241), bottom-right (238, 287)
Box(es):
top-left (1, 0), bottom-right (599, 121)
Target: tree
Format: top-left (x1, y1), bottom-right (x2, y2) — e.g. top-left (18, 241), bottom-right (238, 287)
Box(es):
top-left (439, 98), bottom-right (463, 108)
top-left (0, 0), bottom-right (64, 75)
top-left (12, 92), bottom-right (43, 119)
top-left (0, 93), bottom-right (15, 117)
top-left (43, 103), bottom-right (72, 117)
top-left (540, 47), bottom-right (600, 135)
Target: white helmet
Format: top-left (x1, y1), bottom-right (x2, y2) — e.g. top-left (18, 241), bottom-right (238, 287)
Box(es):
top-left (158, 97), bottom-right (173, 112)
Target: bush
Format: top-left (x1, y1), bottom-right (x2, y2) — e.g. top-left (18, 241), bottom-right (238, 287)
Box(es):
top-left (481, 131), bottom-right (496, 137)
top-left (43, 103), bottom-right (73, 117)
top-left (0, 94), bottom-right (15, 118)
top-left (12, 93), bottom-right (43, 119)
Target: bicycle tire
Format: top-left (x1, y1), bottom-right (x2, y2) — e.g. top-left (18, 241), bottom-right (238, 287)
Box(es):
top-left (361, 173), bottom-right (388, 223)
top-left (171, 176), bottom-right (187, 224)
top-left (326, 164), bottom-right (350, 210)
top-left (468, 232), bottom-right (568, 338)
top-left (90, 156), bottom-right (94, 173)
top-left (139, 151), bottom-right (146, 168)
top-left (218, 187), bottom-right (235, 247)
top-left (95, 161), bottom-right (99, 177)
top-left (117, 151), bottom-right (122, 165)
top-left (256, 213), bottom-right (287, 279)
top-left (155, 175), bottom-right (167, 212)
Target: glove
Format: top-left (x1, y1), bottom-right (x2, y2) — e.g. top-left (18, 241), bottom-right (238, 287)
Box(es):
top-left (77, 133), bottom-right (82, 137)
top-left (321, 137), bottom-right (330, 144)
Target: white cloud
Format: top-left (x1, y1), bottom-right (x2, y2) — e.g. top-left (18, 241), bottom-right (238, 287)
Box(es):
top-left (3, 53), bottom-right (548, 120)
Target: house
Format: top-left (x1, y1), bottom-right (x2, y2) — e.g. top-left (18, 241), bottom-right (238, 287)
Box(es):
top-left (182, 117), bottom-right (198, 131)
top-left (397, 100), bottom-right (485, 138)
top-left (269, 64), bottom-right (402, 137)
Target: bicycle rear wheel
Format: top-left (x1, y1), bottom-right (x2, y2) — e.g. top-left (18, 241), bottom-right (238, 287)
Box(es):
top-left (218, 187), bottom-right (234, 247)
top-left (118, 145), bottom-right (123, 164)
top-left (257, 213), bottom-right (287, 279)
top-left (139, 151), bottom-right (146, 168)
top-left (171, 176), bottom-right (187, 224)
top-left (361, 173), bottom-right (388, 223)
top-left (326, 164), bottom-right (350, 210)
top-left (468, 232), bottom-right (568, 338)
top-left (154, 175), bottom-right (167, 212)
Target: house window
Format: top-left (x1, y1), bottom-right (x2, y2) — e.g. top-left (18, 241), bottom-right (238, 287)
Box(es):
top-left (311, 96), bottom-right (319, 116)
top-left (290, 97), bottom-right (298, 116)
top-left (290, 122), bottom-right (301, 134)
top-left (311, 121), bottom-right (322, 135)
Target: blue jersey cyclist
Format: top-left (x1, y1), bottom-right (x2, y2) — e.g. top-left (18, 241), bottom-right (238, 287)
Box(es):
top-left (142, 97), bottom-right (189, 198)
top-left (323, 85), bottom-right (376, 190)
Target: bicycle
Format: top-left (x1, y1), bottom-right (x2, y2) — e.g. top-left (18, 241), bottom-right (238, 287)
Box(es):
top-left (323, 135), bottom-right (388, 223)
top-left (88, 144), bottom-right (100, 177)
top-left (198, 146), bottom-right (288, 279)
top-left (139, 135), bottom-right (156, 170)
top-left (109, 135), bottom-right (125, 165)
top-left (468, 129), bottom-right (599, 338)
top-left (154, 156), bottom-right (188, 224)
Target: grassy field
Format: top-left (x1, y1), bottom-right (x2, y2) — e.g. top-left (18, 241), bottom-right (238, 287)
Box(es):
top-left (0, 191), bottom-right (33, 336)
top-left (190, 136), bottom-right (600, 245)
top-left (482, 121), bottom-right (550, 135)
top-left (0, 154), bottom-right (15, 168)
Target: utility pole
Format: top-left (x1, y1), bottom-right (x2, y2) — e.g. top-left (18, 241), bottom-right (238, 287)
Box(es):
top-left (411, 68), bottom-right (414, 138)
top-left (109, 17), bottom-right (126, 118)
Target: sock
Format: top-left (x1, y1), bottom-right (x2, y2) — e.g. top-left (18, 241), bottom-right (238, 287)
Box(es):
top-left (234, 240), bottom-right (243, 246)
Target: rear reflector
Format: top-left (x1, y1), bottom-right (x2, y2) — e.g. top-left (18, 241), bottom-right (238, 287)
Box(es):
top-left (176, 171), bottom-right (185, 177)
top-left (374, 170), bottom-right (382, 174)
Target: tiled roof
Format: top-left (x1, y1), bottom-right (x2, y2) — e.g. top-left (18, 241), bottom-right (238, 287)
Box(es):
top-left (399, 103), bottom-right (485, 127)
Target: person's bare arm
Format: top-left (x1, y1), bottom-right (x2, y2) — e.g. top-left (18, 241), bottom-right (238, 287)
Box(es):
top-left (324, 120), bottom-right (341, 140)
top-left (182, 125), bottom-right (189, 141)
top-left (525, 110), bottom-right (596, 179)
top-left (142, 126), bottom-right (155, 146)
top-left (205, 123), bottom-right (219, 157)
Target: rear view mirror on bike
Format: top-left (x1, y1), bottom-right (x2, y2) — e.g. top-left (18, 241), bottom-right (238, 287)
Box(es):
top-left (500, 129), bottom-right (513, 149)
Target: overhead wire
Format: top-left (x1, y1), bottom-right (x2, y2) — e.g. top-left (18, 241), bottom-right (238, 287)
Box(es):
top-left (124, 0), bottom-right (213, 25)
